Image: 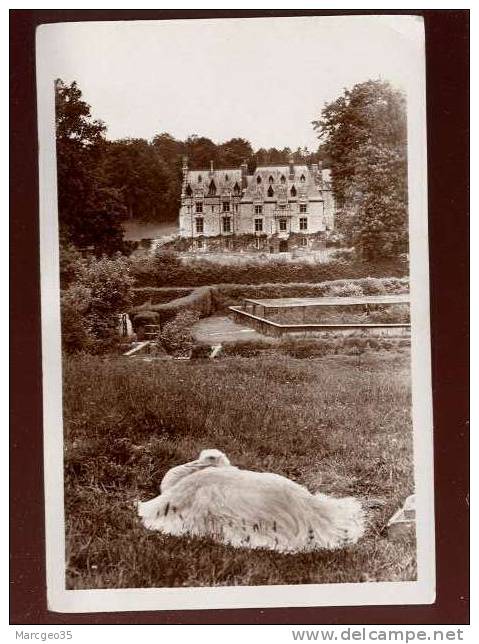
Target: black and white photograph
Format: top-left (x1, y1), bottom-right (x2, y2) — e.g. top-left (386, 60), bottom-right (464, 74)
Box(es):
top-left (35, 14), bottom-right (435, 613)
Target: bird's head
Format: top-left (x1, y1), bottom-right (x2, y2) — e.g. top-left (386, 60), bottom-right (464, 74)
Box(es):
top-left (198, 449), bottom-right (230, 467)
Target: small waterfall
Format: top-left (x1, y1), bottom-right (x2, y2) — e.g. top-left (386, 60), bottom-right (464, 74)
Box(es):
top-left (118, 313), bottom-right (134, 337)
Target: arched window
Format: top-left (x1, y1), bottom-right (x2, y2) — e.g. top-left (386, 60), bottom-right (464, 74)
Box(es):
top-left (290, 185), bottom-right (297, 197)
top-left (300, 174), bottom-right (306, 182)
top-left (267, 185), bottom-right (274, 197)
top-left (185, 184), bottom-right (193, 197)
top-left (233, 182), bottom-right (241, 195)
top-left (225, 174), bottom-right (229, 181)
top-left (208, 180), bottom-right (217, 196)
top-left (256, 175), bottom-right (262, 184)
top-left (280, 175), bottom-right (286, 183)
top-left (269, 176), bottom-right (274, 184)
top-left (198, 174), bottom-right (202, 183)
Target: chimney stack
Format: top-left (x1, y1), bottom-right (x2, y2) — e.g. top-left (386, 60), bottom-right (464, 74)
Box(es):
top-left (240, 160), bottom-right (248, 188)
top-left (181, 156), bottom-right (189, 195)
top-left (311, 160), bottom-right (323, 188)
top-left (289, 156), bottom-right (295, 180)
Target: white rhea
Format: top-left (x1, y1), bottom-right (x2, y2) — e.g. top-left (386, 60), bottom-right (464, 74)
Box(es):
top-left (160, 448), bottom-right (231, 493)
top-left (137, 450), bottom-right (364, 553)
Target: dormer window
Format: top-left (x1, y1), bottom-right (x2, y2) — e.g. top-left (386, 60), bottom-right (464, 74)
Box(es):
top-left (267, 185), bottom-right (274, 197)
top-left (300, 174), bottom-right (306, 182)
top-left (280, 175), bottom-right (286, 183)
top-left (185, 184), bottom-right (193, 197)
top-left (256, 175), bottom-right (262, 184)
top-left (208, 180), bottom-right (217, 197)
top-left (290, 185), bottom-right (297, 197)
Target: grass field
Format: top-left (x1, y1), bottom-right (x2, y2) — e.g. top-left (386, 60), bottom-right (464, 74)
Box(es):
top-left (63, 349), bottom-right (415, 589)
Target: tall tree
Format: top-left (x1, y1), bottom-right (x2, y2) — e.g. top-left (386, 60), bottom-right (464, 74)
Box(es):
top-left (55, 79), bottom-right (129, 255)
top-left (151, 132), bottom-right (185, 221)
top-left (101, 138), bottom-right (172, 221)
top-left (217, 138), bottom-right (253, 167)
top-left (313, 79), bottom-right (408, 260)
top-left (184, 135), bottom-right (220, 168)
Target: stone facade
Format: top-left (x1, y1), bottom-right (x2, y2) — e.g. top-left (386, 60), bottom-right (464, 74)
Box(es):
top-left (178, 158), bottom-right (335, 252)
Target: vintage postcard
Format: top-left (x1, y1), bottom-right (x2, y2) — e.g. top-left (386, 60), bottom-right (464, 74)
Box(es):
top-left (36, 15), bottom-right (434, 612)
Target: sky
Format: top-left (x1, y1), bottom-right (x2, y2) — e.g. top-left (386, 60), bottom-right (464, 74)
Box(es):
top-left (38, 15), bottom-right (423, 151)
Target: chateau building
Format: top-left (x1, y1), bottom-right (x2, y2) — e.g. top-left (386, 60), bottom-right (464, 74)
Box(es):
top-left (178, 158), bottom-right (335, 253)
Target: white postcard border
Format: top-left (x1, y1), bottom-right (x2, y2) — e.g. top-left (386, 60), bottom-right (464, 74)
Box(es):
top-left (36, 15), bottom-right (435, 613)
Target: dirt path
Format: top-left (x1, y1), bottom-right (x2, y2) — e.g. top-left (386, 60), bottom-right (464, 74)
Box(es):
top-left (192, 316), bottom-right (269, 344)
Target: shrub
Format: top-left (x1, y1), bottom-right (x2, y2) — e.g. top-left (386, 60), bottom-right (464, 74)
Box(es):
top-left (279, 338), bottom-right (333, 359)
top-left (61, 282), bottom-right (94, 353)
top-left (60, 251), bottom-right (134, 354)
top-left (190, 343), bottom-right (213, 359)
top-left (327, 282), bottom-right (364, 297)
top-left (356, 277), bottom-right (388, 295)
top-left (221, 339), bottom-right (273, 357)
top-left (158, 310), bottom-right (200, 356)
top-left (331, 248), bottom-right (355, 261)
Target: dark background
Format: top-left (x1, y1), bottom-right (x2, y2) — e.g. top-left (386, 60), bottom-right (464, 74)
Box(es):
top-left (10, 9), bottom-right (469, 625)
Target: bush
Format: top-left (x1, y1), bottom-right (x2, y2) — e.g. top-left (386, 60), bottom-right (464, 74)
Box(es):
top-left (60, 250), bottom-right (134, 354)
top-left (61, 301), bottom-right (93, 353)
top-left (331, 248), bottom-right (355, 261)
top-left (356, 277), bottom-right (388, 295)
top-left (221, 339), bottom-right (273, 357)
top-left (279, 338), bottom-right (333, 359)
top-left (190, 343), bottom-right (213, 359)
top-left (158, 310), bottom-right (200, 356)
top-left (327, 282), bottom-right (364, 297)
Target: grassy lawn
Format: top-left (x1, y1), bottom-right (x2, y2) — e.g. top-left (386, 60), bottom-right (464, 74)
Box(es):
top-left (63, 349), bottom-right (415, 589)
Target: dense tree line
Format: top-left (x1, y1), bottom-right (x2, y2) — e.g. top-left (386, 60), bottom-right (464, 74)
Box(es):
top-left (56, 79), bottom-right (328, 256)
top-left (56, 78), bottom-right (407, 262)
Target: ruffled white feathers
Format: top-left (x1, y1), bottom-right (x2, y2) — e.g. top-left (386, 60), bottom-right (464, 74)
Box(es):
top-left (138, 451), bottom-right (364, 553)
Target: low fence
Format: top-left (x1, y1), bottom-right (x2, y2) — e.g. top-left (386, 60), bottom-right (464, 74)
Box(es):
top-left (229, 306), bottom-right (410, 338)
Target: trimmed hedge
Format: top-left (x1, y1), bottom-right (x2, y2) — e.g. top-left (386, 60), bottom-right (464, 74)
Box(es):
top-left (212, 276), bottom-right (409, 314)
top-left (131, 255), bottom-right (408, 288)
top-left (131, 287), bottom-right (192, 307)
top-left (130, 286), bottom-right (214, 331)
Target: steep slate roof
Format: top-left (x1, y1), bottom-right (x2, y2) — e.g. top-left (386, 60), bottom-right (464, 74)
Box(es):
top-left (184, 164), bottom-right (330, 202)
top-left (242, 164), bottom-right (325, 202)
top-left (185, 168), bottom-right (242, 196)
